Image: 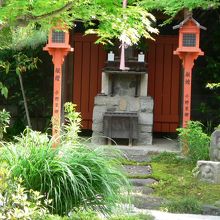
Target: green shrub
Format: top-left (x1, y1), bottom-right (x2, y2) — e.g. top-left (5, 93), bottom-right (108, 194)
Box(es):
top-left (151, 152), bottom-right (184, 164)
top-left (1, 129), bottom-right (128, 215)
top-left (61, 102), bottom-right (82, 143)
top-left (177, 121), bottom-right (210, 163)
top-left (0, 109), bottom-right (10, 140)
top-left (161, 197), bottom-right (202, 214)
top-left (0, 168), bottom-right (50, 220)
top-left (45, 209), bottom-right (101, 220)
top-left (1, 103), bottom-right (129, 215)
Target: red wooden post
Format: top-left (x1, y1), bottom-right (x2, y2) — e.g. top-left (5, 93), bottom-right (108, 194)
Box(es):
top-left (173, 16), bottom-right (206, 127)
top-left (44, 27), bottom-right (73, 147)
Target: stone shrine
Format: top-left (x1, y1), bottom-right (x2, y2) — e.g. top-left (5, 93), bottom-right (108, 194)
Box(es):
top-left (197, 129), bottom-right (220, 184)
top-left (210, 130), bottom-right (220, 161)
top-left (91, 46), bottom-right (153, 145)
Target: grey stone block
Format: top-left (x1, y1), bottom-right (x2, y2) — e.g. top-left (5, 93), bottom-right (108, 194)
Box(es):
top-left (123, 165), bottom-right (152, 176)
top-left (92, 123), bottom-right (103, 133)
top-left (138, 112), bottom-right (153, 125)
top-left (92, 106), bottom-right (106, 123)
top-left (210, 129), bottom-right (220, 161)
top-left (135, 133), bottom-right (152, 145)
top-left (203, 204), bottom-right (220, 216)
top-left (127, 98), bottom-right (140, 112)
top-left (140, 97), bottom-right (153, 113)
top-left (130, 178), bottom-right (157, 186)
top-left (119, 97), bottom-right (127, 111)
top-left (197, 160), bottom-right (220, 184)
top-left (94, 96), bottom-right (120, 106)
top-left (91, 132), bottom-right (106, 145)
top-left (139, 125), bottom-right (152, 133)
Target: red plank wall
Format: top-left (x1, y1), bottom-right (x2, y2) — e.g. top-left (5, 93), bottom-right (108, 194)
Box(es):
top-left (72, 34), bottom-right (181, 132)
top-left (148, 36), bottom-right (181, 132)
top-left (73, 34), bottom-right (106, 129)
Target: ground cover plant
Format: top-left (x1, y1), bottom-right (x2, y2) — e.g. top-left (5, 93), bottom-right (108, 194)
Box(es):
top-left (150, 152), bottom-right (220, 213)
top-left (0, 103), bottom-right (129, 216)
top-left (177, 121), bottom-right (210, 164)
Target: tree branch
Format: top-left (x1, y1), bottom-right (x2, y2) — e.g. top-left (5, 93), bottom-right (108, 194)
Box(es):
top-left (28, 2), bottom-right (73, 21)
top-left (16, 1), bottom-right (74, 26)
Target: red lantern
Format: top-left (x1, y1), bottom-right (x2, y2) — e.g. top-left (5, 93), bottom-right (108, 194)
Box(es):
top-left (44, 27), bottom-right (73, 147)
top-left (173, 16), bottom-right (206, 128)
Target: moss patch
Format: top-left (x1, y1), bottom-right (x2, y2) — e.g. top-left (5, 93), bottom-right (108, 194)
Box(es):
top-left (150, 161), bottom-right (220, 205)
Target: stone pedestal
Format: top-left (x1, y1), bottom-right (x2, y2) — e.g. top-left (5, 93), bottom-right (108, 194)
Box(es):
top-left (92, 95), bottom-right (153, 145)
top-left (197, 160), bottom-right (220, 184)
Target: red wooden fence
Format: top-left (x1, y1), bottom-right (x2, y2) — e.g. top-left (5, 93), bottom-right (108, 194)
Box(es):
top-left (148, 36), bottom-right (181, 132)
top-left (73, 34), bottom-right (106, 129)
top-left (72, 34), bottom-right (181, 132)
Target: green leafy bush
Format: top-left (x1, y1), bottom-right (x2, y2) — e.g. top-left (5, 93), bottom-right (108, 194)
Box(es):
top-left (161, 197), bottom-right (202, 214)
top-left (0, 168), bottom-right (50, 220)
top-left (151, 152), bottom-right (184, 164)
top-left (177, 121), bottom-right (210, 163)
top-left (0, 109), bottom-right (10, 140)
top-left (1, 103), bottom-right (129, 216)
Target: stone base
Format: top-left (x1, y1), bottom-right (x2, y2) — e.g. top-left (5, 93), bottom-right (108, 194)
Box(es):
top-left (92, 95), bottom-right (153, 146)
top-left (91, 132), bottom-right (106, 145)
top-left (197, 160), bottom-right (220, 184)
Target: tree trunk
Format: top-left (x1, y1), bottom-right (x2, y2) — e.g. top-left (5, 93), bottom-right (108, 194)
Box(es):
top-left (18, 73), bottom-right (32, 128)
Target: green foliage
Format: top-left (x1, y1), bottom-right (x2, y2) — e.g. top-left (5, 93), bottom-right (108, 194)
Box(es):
top-left (13, 52), bottom-right (40, 75)
top-left (0, 0), bottom-right (218, 49)
top-left (0, 109), bottom-right (10, 139)
top-left (44, 209), bottom-right (101, 220)
top-left (161, 197), bottom-right (202, 214)
top-left (69, 209), bottom-right (100, 220)
top-left (191, 10), bottom-right (220, 130)
top-left (0, 169), bottom-right (50, 220)
top-left (61, 102), bottom-right (82, 143)
top-left (0, 0), bottom-right (160, 49)
top-left (1, 104), bottom-right (129, 216)
top-left (141, 0), bottom-right (220, 17)
top-left (150, 160), bottom-right (220, 210)
top-left (177, 121), bottom-right (210, 163)
top-left (151, 152), bottom-right (184, 164)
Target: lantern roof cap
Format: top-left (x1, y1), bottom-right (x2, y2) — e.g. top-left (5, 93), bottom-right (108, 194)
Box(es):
top-left (173, 15), bottom-right (207, 30)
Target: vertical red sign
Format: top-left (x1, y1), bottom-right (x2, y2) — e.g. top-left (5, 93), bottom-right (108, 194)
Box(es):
top-left (52, 65), bottom-right (62, 144)
top-left (182, 69), bottom-right (192, 127)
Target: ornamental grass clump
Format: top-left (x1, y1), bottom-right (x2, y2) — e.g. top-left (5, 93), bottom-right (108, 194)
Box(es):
top-left (0, 103), bottom-right (129, 216)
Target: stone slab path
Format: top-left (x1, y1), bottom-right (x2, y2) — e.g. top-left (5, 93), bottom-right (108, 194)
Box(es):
top-left (146, 209), bottom-right (220, 220)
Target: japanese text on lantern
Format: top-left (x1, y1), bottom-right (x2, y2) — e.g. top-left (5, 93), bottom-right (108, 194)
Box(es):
top-left (54, 67), bottom-right (61, 115)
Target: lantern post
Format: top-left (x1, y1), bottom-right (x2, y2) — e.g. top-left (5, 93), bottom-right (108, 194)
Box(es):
top-left (173, 16), bottom-right (206, 127)
top-left (44, 27), bottom-right (73, 147)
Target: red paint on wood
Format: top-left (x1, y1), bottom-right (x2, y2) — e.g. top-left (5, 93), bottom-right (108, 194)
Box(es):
top-left (72, 34), bottom-right (106, 129)
top-left (174, 17), bottom-right (205, 127)
top-left (72, 34), bottom-right (180, 132)
top-left (148, 36), bottom-right (181, 132)
top-left (73, 41), bottom-right (82, 112)
top-left (44, 27), bottom-right (73, 147)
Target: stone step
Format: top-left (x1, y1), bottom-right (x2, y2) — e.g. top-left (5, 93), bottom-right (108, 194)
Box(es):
top-left (123, 165), bottom-right (152, 177)
top-left (129, 178), bottom-right (157, 187)
top-left (118, 139), bottom-right (180, 162)
top-left (131, 194), bottom-right (166, 210)
top-left (131, 186), bottom-right (154, 195)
